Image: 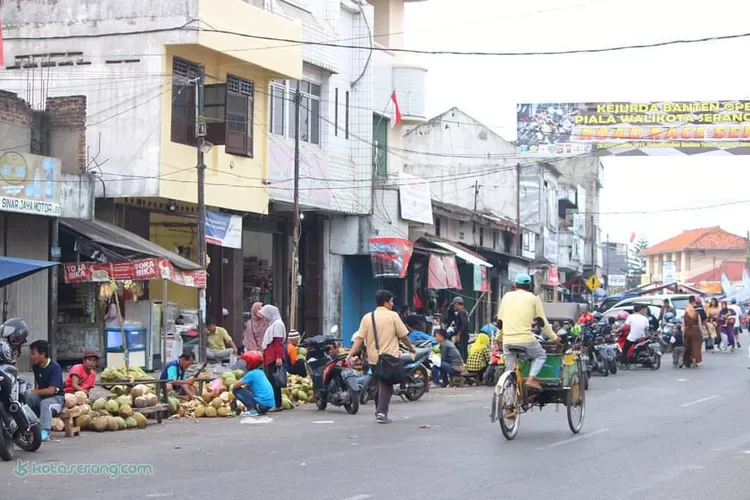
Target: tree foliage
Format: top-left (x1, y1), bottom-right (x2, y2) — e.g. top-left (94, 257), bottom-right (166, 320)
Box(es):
top-left (628, 237), bottom-right (649, 276)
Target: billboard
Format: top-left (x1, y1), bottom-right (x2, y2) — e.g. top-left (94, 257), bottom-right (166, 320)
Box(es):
top-left (517, 101), bottom-right (750, 157)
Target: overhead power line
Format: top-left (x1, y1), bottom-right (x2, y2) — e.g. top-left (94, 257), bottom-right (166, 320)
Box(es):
top-left (5, 24), bottom-right (750, 57)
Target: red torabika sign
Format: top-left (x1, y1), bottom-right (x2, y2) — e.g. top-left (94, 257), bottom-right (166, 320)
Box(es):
top-left (63, 258), bottom-right (206, 288)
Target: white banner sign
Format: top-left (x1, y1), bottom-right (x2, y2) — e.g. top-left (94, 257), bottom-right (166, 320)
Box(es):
top-left (398, 173), bottom-right (433, 225)
top-left (0, 196), bottom-right (62, 216)
top-left (608, 274), bottom-right (626, 287)
top-left (662, 261), bottom-right (676, 283)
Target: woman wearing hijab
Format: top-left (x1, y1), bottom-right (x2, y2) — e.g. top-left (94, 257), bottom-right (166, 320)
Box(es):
top-left (243, 302), bottom-right (269, 352)
top-left (466, 333), bottom-right (491, 378)
top-left (261, 305), bottom-right (286, 410)
top-left (683, 297), bottom-right (703, 368)
top-left (718, 301), bottom-right (737, 352)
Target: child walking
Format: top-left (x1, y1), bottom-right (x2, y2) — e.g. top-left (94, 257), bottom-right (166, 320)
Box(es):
top-left (671, 327), bottom-right (685, 368)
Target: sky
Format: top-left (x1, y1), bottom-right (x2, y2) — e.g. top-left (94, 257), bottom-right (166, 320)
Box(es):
top-left (405, 0), bottom-right (750, 248)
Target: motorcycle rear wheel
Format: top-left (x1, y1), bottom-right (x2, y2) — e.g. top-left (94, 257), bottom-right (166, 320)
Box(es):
top-left (315, 393), bottom-right (328, 411)
top-left (359, 382), bottom-right (373, 405)
top-left (650, 353), bottom-right (661, 371)
top-left (609, 358), bottom-right (618, 375)
top-left (404, 366), bottom-right (428, 402)
top-left (14, 425), bottom-right (41, 452)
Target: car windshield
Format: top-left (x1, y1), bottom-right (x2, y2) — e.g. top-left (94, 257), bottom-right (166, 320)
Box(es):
top-left (599, 297), bottom-right (622, 312)
top-left (671, 298), bottom-right (689, 310)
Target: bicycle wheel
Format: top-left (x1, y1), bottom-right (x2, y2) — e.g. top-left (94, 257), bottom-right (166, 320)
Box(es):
top-left (566, 373), bottom-right (585, 434)
top-left (499, 375), bottom-right (521, 441)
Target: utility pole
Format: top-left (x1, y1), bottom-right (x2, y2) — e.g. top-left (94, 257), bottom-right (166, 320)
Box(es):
top-left (195, 73), bottom-right (207, 362)
top-left (516, 162), bottom-right (521, 255)
top-left (473, 180), bottom-right (479, 212)
top-left (605, 233), bottom-right (610, 293)
top-left (289, 85), bottom-right (302, 331)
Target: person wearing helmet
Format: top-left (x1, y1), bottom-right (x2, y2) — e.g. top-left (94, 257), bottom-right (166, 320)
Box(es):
top-left (496, 273), bottom-right (558, 391)
top-left (231, 350), bottom-right (275, 416)
top-left (616, 311), bottom-right (629, 321)
top-left (728, 298), bottom-right (743, 348)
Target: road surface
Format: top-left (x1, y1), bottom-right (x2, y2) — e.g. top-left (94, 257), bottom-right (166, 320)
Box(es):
top-left (3, 350), bottom-right (750, 500)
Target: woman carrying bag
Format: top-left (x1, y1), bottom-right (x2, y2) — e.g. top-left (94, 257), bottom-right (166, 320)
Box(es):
top-left (260, 305), bottom-right (287, 411)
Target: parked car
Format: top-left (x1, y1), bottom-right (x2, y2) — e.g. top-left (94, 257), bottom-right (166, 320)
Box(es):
top-left (610, 294), bottom-right (691, 318)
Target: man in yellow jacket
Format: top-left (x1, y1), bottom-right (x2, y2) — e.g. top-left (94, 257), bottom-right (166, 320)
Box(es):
top-left (497, 273), bottom-right (558, 390)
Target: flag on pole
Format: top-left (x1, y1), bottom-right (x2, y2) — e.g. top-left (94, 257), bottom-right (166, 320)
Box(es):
top-left (629, 232), bottom-right (636, 243)
top-left (721, 272), bottom-right (735, 297)
top-left (390, 91), bottom-right (402, 128)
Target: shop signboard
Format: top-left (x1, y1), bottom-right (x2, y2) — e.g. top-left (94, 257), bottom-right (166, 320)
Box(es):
top-left (0, 152), bottom-right (61, 216)
top-left (517, 101), bottom-right (750, 157)
top-left (662, 261), bottom-right (676, 284)
top-left (608, 274), bottom-right (627, 288)
top-left (368, 237), bottom-right (414, 278)
top-left (473, 265), bottom-right (490, 292)
top-left (205, 210), bottom-right (242, 249)
top-left (399, 173), bottom-right (433, 225)
top-left (547, 265), bottom-right (560, 287)
top-left (63, 258), bottom-right (207, 288)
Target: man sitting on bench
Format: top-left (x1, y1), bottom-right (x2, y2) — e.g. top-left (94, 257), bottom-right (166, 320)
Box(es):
top-left (205, 318), bottom-right (237, 363)
top-left (27, 340), bottom-right (64, 441)
top-left (431, 329), bottom-right (465, 388)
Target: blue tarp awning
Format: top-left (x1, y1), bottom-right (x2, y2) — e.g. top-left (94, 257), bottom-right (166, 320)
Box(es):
top-left (0, 256), bottom-right (58, 287)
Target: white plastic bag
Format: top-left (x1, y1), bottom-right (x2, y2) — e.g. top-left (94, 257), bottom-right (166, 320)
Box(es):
top-left (429, 353), bottom-right (441, 367)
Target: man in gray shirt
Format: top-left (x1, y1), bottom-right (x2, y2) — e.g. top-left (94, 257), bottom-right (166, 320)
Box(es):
top-left (431, 329), bottom-right (465, 388)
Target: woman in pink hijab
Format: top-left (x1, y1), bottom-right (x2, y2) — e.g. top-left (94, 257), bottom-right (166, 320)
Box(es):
top-left (243, 302), bottom-right (269, 352)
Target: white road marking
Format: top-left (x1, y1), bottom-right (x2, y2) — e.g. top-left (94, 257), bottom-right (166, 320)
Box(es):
top-left (680, 395), bottom-right (720, 408)
top-left (676, 378), bottom-right (687, 382)
top-left (146, 494), bottom-right (174, 498)
top-left (338, 495), bottom-right (373, 500)
top-left (535, 428), bottom-right (610, 451)
top-left (311, 420), bottom-right (335, 424)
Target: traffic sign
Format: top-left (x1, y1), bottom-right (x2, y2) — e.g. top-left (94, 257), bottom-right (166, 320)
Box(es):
top-left (585, 275), bottom-right (601, 291)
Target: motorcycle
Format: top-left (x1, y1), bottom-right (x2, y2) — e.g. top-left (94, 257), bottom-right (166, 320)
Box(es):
top-left (359, 347), bottom-right (431, 404)
top-left (481, 344), bottom-right (504, 386)
top-left (618, 332), bottom-right (662, 370)
top-left (589, 334), bottom-right (616, 377)
top-left (301, 326), bottom-right (360, 414)
top-left (659, 319), bottom-right (681, 353)
top-left (0, 340), bottom-right (42, 461)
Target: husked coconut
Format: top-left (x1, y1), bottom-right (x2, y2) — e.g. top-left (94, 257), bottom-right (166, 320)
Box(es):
top-left (74, 390), bottom-right (88, 406)
top-left (130, 384), bottom-right (150, 398)
top-left (64, 393), bottom-right (77, 409)
top-left (78, 414), bottom-right (92, 430)
top-left (145, 394), bottom-right (158, 407)
top-left (51, 418), bottom-right (65, 432)
top-left (133, 396), bottom-right (148, 408)
top-left (106, 416), bottom-right (119, 431)
top-left (132, 412), bottom-right (148, 429)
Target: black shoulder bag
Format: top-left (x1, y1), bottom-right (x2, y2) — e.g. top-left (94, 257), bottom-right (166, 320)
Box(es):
top-left (371, 312), bottom-right (405, 385)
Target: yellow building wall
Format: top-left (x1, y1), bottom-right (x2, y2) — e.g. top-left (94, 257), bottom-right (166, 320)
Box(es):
top-left (159, 45), bottom-right (277, 215)
top-left (148, 212), bottom-right (199, 309)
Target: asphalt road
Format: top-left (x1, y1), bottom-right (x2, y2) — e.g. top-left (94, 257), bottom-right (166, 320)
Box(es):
top-left (4, 349), bottom-right (750, 500)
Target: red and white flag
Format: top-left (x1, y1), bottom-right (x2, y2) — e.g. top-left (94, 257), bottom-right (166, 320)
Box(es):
top-left (390, 91), bottom-right (402, 128)
top-left (629, 232), bottom-right (636, 243)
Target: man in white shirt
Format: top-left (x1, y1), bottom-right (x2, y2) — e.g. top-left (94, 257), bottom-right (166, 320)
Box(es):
top-left (622, 304), bottom-right (650, 366)
top-left (729, 298), bottom-right (743, 348)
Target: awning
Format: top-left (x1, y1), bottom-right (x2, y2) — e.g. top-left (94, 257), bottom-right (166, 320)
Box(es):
top-left (0, 256), bottom-right (58, 287)
top-left (60, 218), bottom-right (200, 271)
top-left (423, 237), bottom-right (493, 268)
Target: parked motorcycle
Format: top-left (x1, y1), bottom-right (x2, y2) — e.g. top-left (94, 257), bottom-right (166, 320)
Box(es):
top-left (0, 319), bottom-right (42, 460)
top-left (482, 344), bottom-right (504, 386)
top-left (360, 347), bottom-right (431, 404)
top-left (301, 326), bottom-right (359, 414)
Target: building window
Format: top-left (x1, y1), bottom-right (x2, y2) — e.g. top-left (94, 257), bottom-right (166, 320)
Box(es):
top-left (269, 79), bottom-right (321, 145)
top-left (345, 91), bottom-right (350, 139)
top-left (435, 217), bottom-right (441, 237)
top-left (479, 227), bottom-right (484, 247)
top-left (334, 88), bottom-right (339, 137)
top-left (202, 75), bottom-right (255, 157)
top-left (373, 113), bottom-right (388, 177)
top-left (493, 229), bottom-right (499, 250)
top-left (171, 57), bottom-right (201, 146)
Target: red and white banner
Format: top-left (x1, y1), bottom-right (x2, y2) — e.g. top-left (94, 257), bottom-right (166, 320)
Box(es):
top-left (63, 258), bottom-right (206, 288)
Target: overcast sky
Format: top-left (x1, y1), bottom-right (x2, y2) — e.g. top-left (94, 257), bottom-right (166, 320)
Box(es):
top-left (405, 0), bottom-right (750, 248)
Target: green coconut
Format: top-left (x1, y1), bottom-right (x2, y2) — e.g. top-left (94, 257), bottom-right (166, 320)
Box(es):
top-left (105, 399), bottom-right (120, 415)
top-left (124, 417), bottom-right (138, 429)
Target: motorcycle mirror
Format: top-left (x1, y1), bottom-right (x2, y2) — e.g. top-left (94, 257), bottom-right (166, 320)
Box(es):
top-left (330, 325), bottom-right (339, 335)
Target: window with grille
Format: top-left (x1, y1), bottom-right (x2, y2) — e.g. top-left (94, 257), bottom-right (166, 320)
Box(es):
top-left (199, 73), bottom-right (255, 158)
top-left (171, 58), bottom-right (201, 146)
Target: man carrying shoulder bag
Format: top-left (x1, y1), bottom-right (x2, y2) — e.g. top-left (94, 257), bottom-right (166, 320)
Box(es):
top-left (348, 290), bottom-right (416, 424)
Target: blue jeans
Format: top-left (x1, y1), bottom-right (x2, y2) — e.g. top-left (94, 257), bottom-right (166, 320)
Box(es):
top-left (431, 363), bottom-right (460, 387)
top-left (232, 387), bottom-right (271, 414)
top-left (26, 393), bottom-right (64, 431)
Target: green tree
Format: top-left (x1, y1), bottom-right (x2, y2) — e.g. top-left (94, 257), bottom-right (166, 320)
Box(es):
top-left (628, 237), bottom-right (649, 278)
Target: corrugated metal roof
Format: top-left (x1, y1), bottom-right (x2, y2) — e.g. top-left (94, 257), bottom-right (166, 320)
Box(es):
top-left (60, 218), bottom-right (201, 271)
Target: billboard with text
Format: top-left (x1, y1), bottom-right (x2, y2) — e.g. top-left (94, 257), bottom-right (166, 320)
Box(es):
top-left (517, 101), bottom-right (750, 157)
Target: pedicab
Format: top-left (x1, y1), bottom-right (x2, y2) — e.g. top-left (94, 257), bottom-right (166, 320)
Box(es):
top-left (489, 337), bottom-right (585, 441)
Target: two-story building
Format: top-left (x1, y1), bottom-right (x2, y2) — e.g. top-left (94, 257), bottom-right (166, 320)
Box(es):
top-left (1, 0), bottom-right (304, 339)
top-left (641, 227), bottom-right (748, 284)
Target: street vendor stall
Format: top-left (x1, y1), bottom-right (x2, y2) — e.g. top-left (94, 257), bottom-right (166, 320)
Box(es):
top-left (57, 218), bottom-right (206, 370)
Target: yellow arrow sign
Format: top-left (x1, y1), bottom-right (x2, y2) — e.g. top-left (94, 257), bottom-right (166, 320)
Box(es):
top-left (586, 275), bottom-right (601, 291)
